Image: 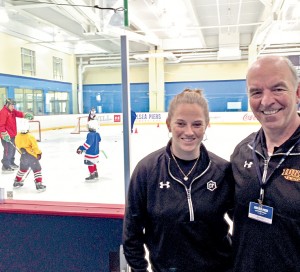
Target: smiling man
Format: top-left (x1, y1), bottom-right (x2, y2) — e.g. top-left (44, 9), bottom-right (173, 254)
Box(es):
top-left (247, 56), bottom-right (300, 153)
top-left (231, 55), bottom-right (300, 272)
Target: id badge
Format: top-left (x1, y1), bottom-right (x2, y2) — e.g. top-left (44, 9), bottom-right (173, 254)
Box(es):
top-left (248, 201), bottom-right (273, 224)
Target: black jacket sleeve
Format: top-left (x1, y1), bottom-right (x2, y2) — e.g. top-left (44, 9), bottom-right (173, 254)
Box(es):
top-left (122, 161), bottom-right (149, 271)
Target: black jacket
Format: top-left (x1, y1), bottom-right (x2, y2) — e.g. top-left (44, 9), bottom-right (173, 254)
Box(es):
top-left (231, 126), bottom-right (300, 272)
top-left (123, 141), bottom-right (234, 272)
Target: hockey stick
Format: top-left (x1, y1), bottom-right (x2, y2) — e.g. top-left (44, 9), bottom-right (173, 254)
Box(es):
top-left (9, 140), bottom-right (22, 154)
top-left (21, 168), bottom-right (32, 182)
top-left (101, 150), bottom-right (108, 159)
top-left (9, 140), bottom-right (31, 181)
top-left (77, 147), bottom-right (107, 159)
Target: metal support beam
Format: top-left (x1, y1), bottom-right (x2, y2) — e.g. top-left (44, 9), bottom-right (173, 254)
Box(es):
top-left (121, 35), bottom-right (131, 197)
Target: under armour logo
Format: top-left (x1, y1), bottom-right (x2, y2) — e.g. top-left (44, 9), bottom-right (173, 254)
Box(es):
top-left (160, 181), bottom-right (170, 189)
top-left (244, 161), bottom-right (253, 168)
top-left (207, 180), bottom-right (217, 191)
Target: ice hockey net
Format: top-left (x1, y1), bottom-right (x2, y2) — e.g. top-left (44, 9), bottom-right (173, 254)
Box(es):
top-left (71, 116), bottom-right (89, 134)
top-left (29, 120), bottom-right (41, 142)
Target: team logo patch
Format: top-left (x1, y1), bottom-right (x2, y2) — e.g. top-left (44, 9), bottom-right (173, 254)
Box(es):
top-left (207, 180), bottom-right (217, 191)
top-left (281, 168), bottom-right (300, 182)
top-left (244, 161), bottom-right (253, 168)
top-left (159, 181), bottom-right (171, 189)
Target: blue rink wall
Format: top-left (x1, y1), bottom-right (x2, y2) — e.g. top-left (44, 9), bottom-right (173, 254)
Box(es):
top-left (0, 201), bottom-right (124, 272)
top-left (0, 73), bottom-right (247, 114)
top-left (0, 73), bottom-right (73, 114)
top-left (83, 79), bottom-right (247, 113)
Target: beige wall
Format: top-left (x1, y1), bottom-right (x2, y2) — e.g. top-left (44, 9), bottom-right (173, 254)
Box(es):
top-left (165, 61), bottom-right (248, 81)
top-left (0, 32), bottom-right (23, 75)
top-left (82, 65), bottom-right (149, 84)
top-left (0, 31), bottom-right (248, 85)
top-left (83, 60), bottom-right (248, 84)
top-left (0, 32), bottom-right (76, 83)
top-left (0, 32), bottom-right (78, 113)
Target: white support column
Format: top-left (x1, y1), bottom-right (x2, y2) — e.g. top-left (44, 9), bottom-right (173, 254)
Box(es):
top-left (149, 50), bottom-right (165, 112)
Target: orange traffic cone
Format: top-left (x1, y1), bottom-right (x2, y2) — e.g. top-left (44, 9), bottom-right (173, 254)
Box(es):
top-left (134, 128), bottom-right (138, 134)
top-left (157, 123), bottom-right (160, 128)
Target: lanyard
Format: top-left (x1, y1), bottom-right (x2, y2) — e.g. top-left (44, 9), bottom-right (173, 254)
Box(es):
top-left (252, 132), bottom-right (300, 204)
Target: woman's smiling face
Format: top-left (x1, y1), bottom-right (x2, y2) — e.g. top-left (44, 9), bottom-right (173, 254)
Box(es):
top-left (167, 103), bottom-right (207, 160)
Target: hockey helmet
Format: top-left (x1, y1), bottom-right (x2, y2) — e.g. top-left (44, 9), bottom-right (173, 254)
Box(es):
top-left (88, 120), bottom-right (98, 131)
top-left (5, 98), bottom-right (16, 106)
top-left (19, 119), bottom-right (30, 134)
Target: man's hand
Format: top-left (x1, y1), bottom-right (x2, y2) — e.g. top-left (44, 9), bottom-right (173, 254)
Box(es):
top-left (1, 131), bottom-right (11, 142)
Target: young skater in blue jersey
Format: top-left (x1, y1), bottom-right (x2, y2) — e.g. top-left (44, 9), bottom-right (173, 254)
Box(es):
top-left (76, 120), bottom-right (101, 181)
top-left (88, 107), bottom-right (97, 121)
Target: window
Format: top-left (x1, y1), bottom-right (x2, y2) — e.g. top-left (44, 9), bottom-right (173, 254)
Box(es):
top-left (46, 91), bottom-right (69, 114)
top-left (21, 48), bottom-right (36, 76)
top-left (14, 88), bottom-right (44, 115)
top-left (53, 57), bottom-right (63, 80)
top-left (0, 87), bottom-right (7, 106)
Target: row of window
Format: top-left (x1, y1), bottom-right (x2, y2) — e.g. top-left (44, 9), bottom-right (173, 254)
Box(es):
top-left (0, 87), bottom-right (69, 115)
top-left (21, 48), bottom-right (63, 80)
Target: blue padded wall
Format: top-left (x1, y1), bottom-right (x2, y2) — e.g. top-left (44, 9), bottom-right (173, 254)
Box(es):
top-left (0, 213), bottom-right (123, 272)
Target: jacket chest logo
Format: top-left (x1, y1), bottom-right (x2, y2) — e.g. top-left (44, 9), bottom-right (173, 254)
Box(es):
top-left (207, 180), bottom-right (217, 191)
top-left (159, 181), bottom-right (170, 189)
top-left (244, 160), bottom-right (253, 168)
top-left (282, 168), bottom-right (300, 182)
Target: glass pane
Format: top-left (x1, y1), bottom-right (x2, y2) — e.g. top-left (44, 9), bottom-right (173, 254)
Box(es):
top-left (21, 48), bottom-right (36, 76)
top-left (14, 89), bottom-right (25, 111)
top-left (0, 87), bottom-right (7, 106)
top-left (34, 91), bottom-right (44, 115)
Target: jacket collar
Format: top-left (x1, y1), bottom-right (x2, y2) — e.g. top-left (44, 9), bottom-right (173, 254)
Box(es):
top-left (253, 125), bottom-right (300, 155)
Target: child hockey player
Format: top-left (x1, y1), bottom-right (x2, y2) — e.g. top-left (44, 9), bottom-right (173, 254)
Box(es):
top-left (88, 107), bottom-right (97, 121)
top-left (77, 119), bottom-right (101, 181)
top-left (13, 119), bottom-right (46, 192)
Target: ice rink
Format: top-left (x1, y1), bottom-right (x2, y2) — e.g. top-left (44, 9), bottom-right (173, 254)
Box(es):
top-left (0, 122), bottom-right (260, 204)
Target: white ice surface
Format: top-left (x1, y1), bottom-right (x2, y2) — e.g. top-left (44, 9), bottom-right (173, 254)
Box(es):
top-left (0, 123), bottom-right (260, 204)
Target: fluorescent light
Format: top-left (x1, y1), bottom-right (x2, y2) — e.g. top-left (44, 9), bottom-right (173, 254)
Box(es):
top-left (217, 47), bottom-right (241, 60)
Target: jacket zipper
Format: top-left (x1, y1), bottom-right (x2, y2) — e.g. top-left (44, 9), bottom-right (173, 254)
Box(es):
top-left (186, 187), bottom-right (194, 221)
top-left (168, 157), bottom-right (211, 222)
top-left (262, 158), bottom-right (269, 184)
